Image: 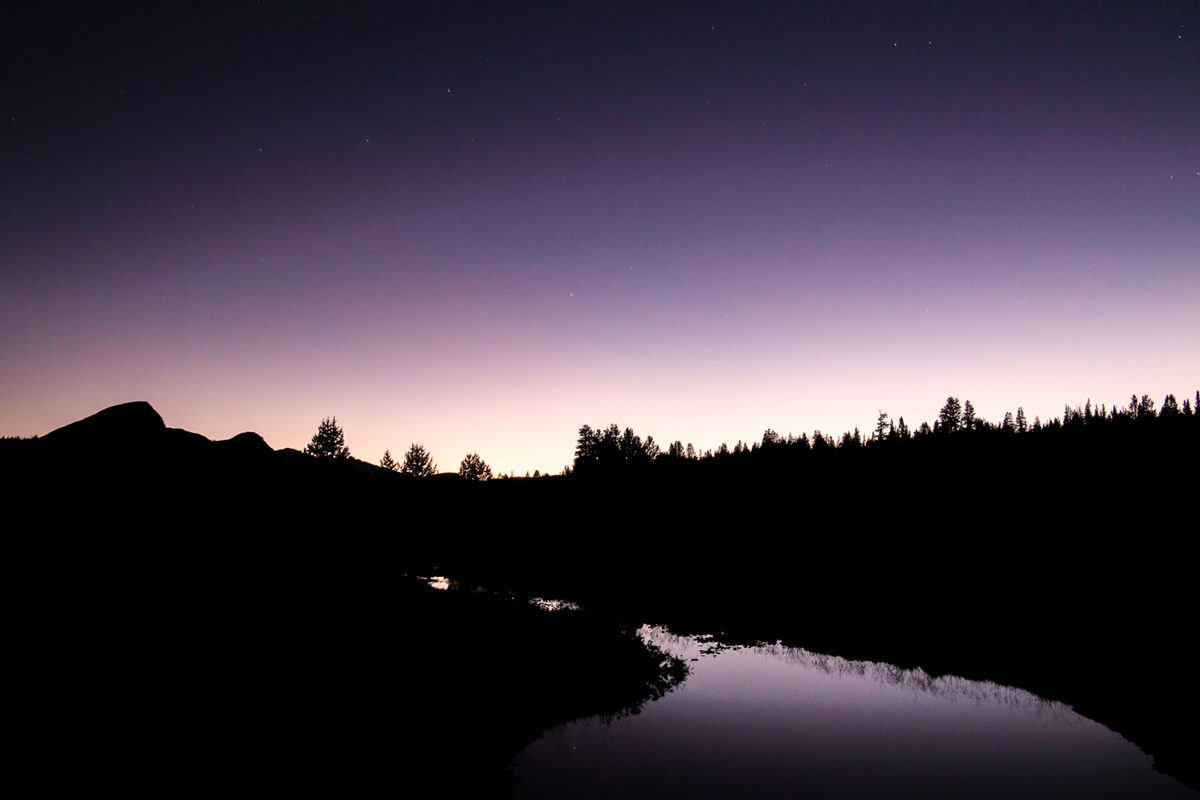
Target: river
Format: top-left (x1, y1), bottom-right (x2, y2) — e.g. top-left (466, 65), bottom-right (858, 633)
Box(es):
top-left (512, 625), bottom-right (1196, 799)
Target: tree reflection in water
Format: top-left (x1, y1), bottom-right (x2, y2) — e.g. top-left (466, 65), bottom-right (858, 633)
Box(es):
top-left (513, 627), bottom-right (1197, 800)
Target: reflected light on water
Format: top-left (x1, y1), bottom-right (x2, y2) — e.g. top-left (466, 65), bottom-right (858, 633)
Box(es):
top-left (415, 575), bottom-right (450, 591)
top-left (513, 626), bottom-right (1197, 799)
top-left (528, 598), bottom-right (583, 613)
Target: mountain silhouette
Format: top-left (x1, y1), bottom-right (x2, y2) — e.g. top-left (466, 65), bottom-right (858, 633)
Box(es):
top-left (40, 400), bottom-right (166, 446)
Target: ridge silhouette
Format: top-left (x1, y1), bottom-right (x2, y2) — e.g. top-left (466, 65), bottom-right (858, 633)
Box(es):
top-left (39, 400), bottom-right (165, 445)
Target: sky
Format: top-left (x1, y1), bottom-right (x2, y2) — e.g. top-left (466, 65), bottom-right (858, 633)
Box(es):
top-left (2, 1), bottom-right (1197, 473)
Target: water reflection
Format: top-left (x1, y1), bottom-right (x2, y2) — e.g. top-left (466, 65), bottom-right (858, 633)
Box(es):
top-left (414, 574), bottom-right (584, 613)
top-left (513, 627), bottom-right (1196, 799)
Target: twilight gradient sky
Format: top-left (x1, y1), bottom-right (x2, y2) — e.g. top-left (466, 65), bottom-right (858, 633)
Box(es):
top-left (3, 2), bottom-right (1197, 473)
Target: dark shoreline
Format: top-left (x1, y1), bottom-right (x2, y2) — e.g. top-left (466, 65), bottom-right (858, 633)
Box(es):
top-left (432, 523), bottom-right (1197, 792)
top-left (13, 545), bottom-right (687, 795)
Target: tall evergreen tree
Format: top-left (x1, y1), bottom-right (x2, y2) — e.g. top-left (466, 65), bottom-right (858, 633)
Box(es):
top-left (304, 417), bottom-right (350, 459)
top-left (458, 452), bottom-right (492, 481)
top-left (574, 425), bottom-right (600, 471)
top-left (401, 444), bottom-right (437, 477)
top-left (873, 411), bottom-right (889, 441)
top-left (379, 449), bottom-right (398, 471)
top-left (962, 400), bottom-right (977, 431)
top-left (1137, 394), bottom-right (1156, 418)
top-left (598, 424), bottom-right (623, 465)
top-left (619, 427), bottom-right (644, 462)
top-left (938, 397), bottom-right (962, 433)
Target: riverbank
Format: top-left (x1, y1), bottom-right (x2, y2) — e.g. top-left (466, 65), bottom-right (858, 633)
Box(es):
top-left (12, 557), bottom-right (685, 794)
top-left (428, 517), bottom-right (1197, 791)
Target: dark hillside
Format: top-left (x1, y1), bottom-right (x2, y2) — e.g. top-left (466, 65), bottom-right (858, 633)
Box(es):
top-left (6, 404), bottom-right (684, 793)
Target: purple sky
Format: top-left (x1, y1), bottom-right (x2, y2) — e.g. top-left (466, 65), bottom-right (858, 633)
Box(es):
top-left (3, 2), bottom-right (1197, 473)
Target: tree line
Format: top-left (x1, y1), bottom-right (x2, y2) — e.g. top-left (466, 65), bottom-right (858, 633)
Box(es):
top-left (301, 390), bottom-right (1196, 481)
top-left (570, 391), bottom-right (1200, 475)
top-left (303, 417), bottom-right (493, 480)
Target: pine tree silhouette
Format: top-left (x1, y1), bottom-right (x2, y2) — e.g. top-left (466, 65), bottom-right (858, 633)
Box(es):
top-left (458, 452), bottom-right (492, 481)
top-left (304, 417), bottom-right (350, 459)
top-left (401, 443), bottom-right (437, 477)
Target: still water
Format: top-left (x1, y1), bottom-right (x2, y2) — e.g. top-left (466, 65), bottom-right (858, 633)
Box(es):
top-left (513, 626), bottom-right (1195, 799)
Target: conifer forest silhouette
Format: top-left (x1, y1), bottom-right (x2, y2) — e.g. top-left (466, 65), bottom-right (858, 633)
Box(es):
top-left (4, 391), bottom-right (1197, 795)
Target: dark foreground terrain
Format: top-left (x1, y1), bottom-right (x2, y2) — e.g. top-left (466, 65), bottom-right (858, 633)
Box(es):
top-left (6, 402), bottom-right (1197, 794)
